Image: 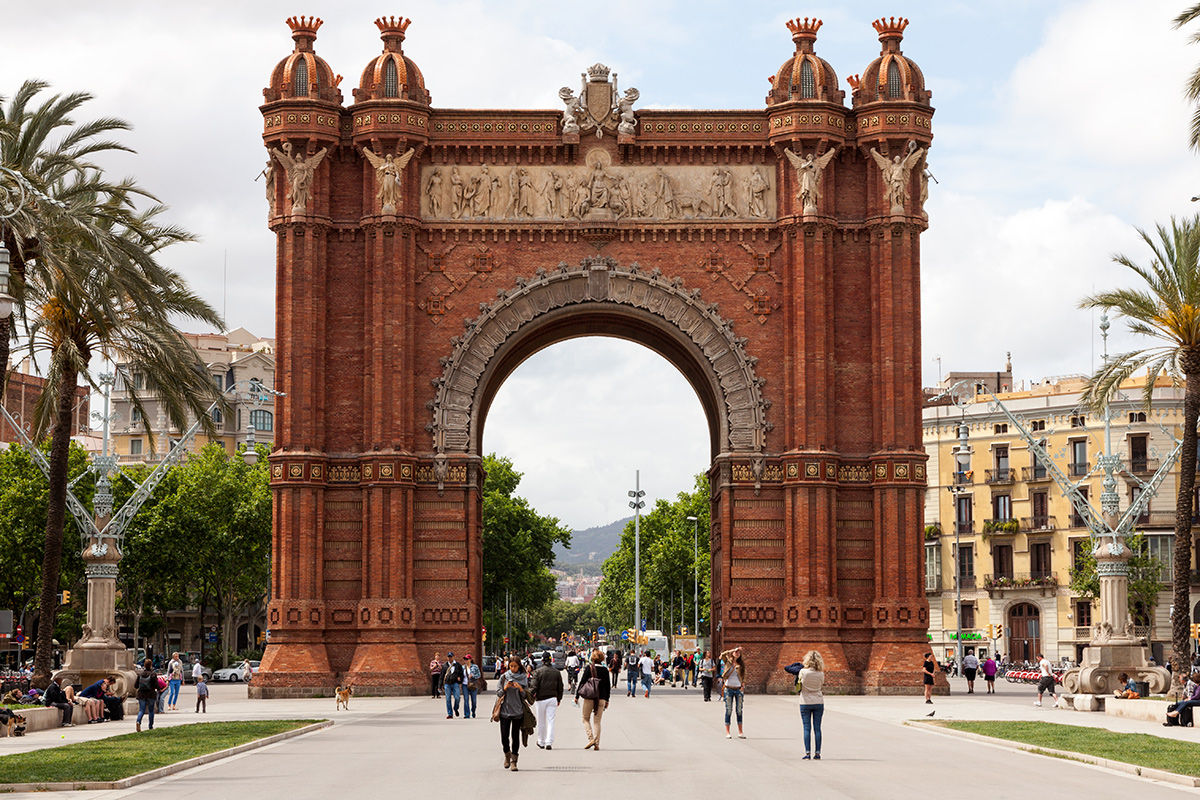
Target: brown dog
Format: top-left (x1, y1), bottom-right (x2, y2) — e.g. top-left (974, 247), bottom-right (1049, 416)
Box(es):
top-left (0, 708), bottom-right (26, 737)
top-left (335, 685), bottom-right (352, 711)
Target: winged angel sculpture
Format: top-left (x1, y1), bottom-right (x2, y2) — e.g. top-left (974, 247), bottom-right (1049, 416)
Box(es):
top-left (270, 143), bottom-right (328, 215)
top-left (784, 147), bottom-right (837, 215)
top-left (869, 145), bottom-right (925, 215)
top-left (363, 147), bottom-right (416, 215)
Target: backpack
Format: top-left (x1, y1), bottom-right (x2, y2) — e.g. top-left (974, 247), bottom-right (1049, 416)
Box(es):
top-left (137, 671), bottom-right (157, 692)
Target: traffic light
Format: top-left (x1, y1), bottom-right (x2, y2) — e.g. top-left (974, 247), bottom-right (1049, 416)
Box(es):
top-left (1191, 623), bottom-right (1199, 639)
top-left (60, 590), bottom-right (70, 605)
top-left (985, 624), bottom-right (994, 639)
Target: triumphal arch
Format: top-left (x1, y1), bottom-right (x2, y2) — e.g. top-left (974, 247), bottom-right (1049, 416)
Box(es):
top-left (254, 14), bottom-right (936, 695)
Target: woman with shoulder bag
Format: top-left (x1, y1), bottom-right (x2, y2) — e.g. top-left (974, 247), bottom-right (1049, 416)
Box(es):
top-left (463, 654), bottom-right (483, 719)
top-left (719, 647), bottom-right (746, 739)
top-left (495, 657), bottom-right (529, 771)
top-left (574, 648), bottom-right (611, 750)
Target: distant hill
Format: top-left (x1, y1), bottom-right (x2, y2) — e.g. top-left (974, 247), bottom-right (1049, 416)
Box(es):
top-left (554, 516), bottom-right (632, 567)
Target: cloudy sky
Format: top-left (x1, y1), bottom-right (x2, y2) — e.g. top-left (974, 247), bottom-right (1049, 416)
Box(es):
top-left (4, 1), bottom-right (1200, 530)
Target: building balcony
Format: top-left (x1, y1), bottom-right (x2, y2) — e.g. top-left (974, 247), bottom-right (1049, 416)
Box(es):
top-left (1073, 626), bottom-right (1092, 640)
top-left (924, 523), bottom-right (942, 541)
top-left (1069, 461), bottom-right (1090, 477)
top-left (954, 519), bottom-right (975, 535)
top-left (953, 470), bottom-right (975, 486)
top-left (1125, 458), bottom-right (1159, 477)
top-left (985, 468), bottom-right (1015, 485)
top-left (953, 574), bottom-right (976, 590)
top-left (1020, 515), bottom-right (1056, 533)
top-left (982, 518), bottom-right (1020, 535)
top-left (925, 573), bottom-right (942, 593)
top-left (982, 572), bottom-right (1058, 595)
top-left (1022, 466), bottom-right (1052, 483)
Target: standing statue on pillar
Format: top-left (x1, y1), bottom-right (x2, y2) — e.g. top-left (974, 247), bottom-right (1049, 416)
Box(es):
top-left (869, 145), bottom-right (924, 215)
top-left (363, 147), bottom-right (416, 215)
top-left (260, 158), bottom-right (278, 217)
top-left (784, 147), bottom-right (837, 215)
top-left (271, 142), bottom-right (328, 215)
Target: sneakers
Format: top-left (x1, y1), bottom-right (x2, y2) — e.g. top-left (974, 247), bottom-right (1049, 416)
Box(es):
top-left (738, 734), bottom-right (746, 739)
top-left (803, 754), bottom-right (811, 760)
top-left (1034, 700), bottom-right (1042, 707)
top-left (546, 745), bottom-right (552, 750)
top-left (726, 733), bottom-right (732, 739)
top-left (644, 691), bottom-right (649, 698)
top-left (814, 754), bottom-right (821, 760)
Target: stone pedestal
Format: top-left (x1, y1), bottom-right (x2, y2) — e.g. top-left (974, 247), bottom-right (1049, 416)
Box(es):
top-left (54, 538), bottom-right (137, 695)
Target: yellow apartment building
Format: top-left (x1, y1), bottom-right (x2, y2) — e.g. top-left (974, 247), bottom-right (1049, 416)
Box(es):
top-left (923, 372), bottom-right (1199, 665)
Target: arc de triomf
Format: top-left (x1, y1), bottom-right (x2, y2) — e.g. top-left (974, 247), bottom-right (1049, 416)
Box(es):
top-left (254, 14), bottom-right (936, 696)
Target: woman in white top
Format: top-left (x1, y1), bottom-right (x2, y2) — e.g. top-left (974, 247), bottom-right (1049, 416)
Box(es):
top-left (797, 650), bottom-right (825, 760)
top-left (718, 647), bottom-right (746, 738)
top-left (698, 651), bottom-right (716, 701)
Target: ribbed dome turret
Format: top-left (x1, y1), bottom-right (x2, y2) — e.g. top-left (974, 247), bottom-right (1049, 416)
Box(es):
top-left (849, 17), bottom-right (931, 106)
top-left (353, 17), bottom-right (430, 105)
top-left (264, 17), bottom-right (343, 104)
top-left (766, 18), bottom-right (844, 106)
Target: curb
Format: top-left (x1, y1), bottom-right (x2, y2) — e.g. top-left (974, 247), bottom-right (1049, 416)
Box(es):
top-left (905, 720), bottom-right (1200, 789)
top-left (0, 720), bottom-right (333, 792)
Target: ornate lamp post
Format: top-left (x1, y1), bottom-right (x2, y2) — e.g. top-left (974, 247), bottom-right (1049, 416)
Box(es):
top-left (628, 472), bottom-right (645, 643)
top-left (947, 414), bottom-right (972, 672)
top-left (686, 514), bottom-right (699, 640)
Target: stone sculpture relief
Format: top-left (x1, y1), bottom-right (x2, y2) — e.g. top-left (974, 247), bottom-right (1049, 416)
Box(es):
top-left (270, 142), bottom-right (328, 215)
top-left (784, 147), bottom-right (837, 215)
top-left (261, 158), bottom-right (278, 216)
top-left (427, 257), bottom-right (771, 457)
top-left (420, 150), bottom-right (774, 222)
top-left (869, 145), bottom-right (924, 215)
top-left (362, 146), bottom-right (416, 215)
top-left (559, 63), bottom-right (638, 138)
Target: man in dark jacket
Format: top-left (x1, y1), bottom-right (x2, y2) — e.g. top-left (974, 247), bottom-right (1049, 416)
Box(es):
top-left (42, 675), bottom-right (74, 727)
top-left (530, 653), bottom-right (564, 749)
top-left (135, 658), bottom-right (158, 732)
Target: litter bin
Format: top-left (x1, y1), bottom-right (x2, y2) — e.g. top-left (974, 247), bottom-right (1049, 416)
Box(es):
top-left (1134, 680), bottom-right (1150, 697)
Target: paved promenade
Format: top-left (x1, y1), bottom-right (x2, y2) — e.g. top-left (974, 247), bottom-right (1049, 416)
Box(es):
top-left (2, 678), bottom-right (1198, 798)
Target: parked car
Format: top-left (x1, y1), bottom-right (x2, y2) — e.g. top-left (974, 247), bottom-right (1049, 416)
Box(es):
top-left (182, 656), bottom-right (212, 684)
top-left (212, 661), bottom-right (259, 682)
top-left (481, 655), bottom-right (498, 674)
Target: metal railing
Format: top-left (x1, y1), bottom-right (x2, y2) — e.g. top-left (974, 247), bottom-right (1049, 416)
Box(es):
top-left (955, 519), bottom-right (975, 534)
top-left (954, 574), bottom-right (976, 589)
top-left (1073, 626), bottom-right (1092, 640)
top-left (1127, 458), bottom-right (1159, 476)
top-left (1022, 465), bottom-right (1051, 482)
top-left (982, 572), bottom-right (1058, 590)
top-left (1020, 515), bottom-right (1056, 532)
top-left (985, 468), bottom-right (1015, 485)
top-left (953, 471), bottom-right (975, 486)
top-left (983, 518), bottom-right (1020, 535)
top-left (1069, 461), bottom-right (1090, 477)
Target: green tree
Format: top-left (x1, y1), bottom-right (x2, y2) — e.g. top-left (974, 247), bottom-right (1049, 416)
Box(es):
top-left (1069, 532), bottom-right (1166, 622)
top-left (593, 474), bottom-right (710, 635)
top-left (481, 454), bottom-right (571, 648)
top-left (1080, 215), bottom-right (1200, 686)
top-left (1176, 6), bottom-right (1200, 150)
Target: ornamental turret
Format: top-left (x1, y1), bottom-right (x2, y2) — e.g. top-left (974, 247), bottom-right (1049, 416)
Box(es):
top-left (354, 17), bottom-right (430, 104)
top-left (766, 18), bottom-right (844, 105)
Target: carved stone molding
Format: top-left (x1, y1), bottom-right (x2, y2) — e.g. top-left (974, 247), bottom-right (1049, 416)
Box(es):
top-left (427, 256), bottom-right (771, 455)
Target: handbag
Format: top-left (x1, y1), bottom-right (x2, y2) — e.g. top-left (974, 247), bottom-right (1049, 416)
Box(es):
top-left (490, 693), bottom-right (504, 722)
top-left (477, 677), bottom-right (488, 693)
top-left (578, 665), bottom-right (600, 700)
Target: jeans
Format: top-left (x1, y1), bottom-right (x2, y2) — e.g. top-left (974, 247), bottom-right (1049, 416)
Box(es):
top-left (641, 673), bottom-right (652, 694)
top-left (627, 672), bottom-right (638, 694)
top-left (167, 678), bottom-right (181, 706)
top-left (430, 674), bottom-right (441, 697)
top-left (137, 697), bottom-right (156, 729)
top-left (464, 686), bottom-right (478, 718)
top-left (724, 687), bottom-right (744, 726)
top-left (800, 703), bottom-right (824, 754)
top-left (196, 696), bottom-right (207, 712)
top-left (444, 681), bottom-right (461, 715)
top-left (155, 690), bottom-right (165, 713)
top-left (500, 715), bottom-right (521, 754)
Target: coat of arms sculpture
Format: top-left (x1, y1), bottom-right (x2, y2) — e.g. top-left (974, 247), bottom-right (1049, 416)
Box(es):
top-left (559, 63), bottom-right (639, 138)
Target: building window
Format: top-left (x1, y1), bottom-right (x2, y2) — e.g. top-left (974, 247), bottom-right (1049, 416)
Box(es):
top-left (992, 494), bottom-right (1012, 521)
top-left (1070, 439), bottom-right (1088, 476)
top-left (211, 407), bottom-right (223, 425)
top-left (992, 543), bottom-right (1013, 580)
top-left (1129, 411), bottom-right (1146, 423)
top-left (294, 58), bottom-right (309, 97)
top-left (129, 438), bottom-right (142, 456)
top-left (955, 494), bottom-right (973, 533)
top-left (1072, 538), bottom-right (1089, 569)
top-left (1030, 419), bottom-right (1046, 432)
top-left (1070, 415), bottom-right (1086, 428)
top-left (994, 423), bottom-right (1008, 434)
top-left (799, 59), bottom-right (815, 99)
top-left (925, 542), bottom-right (941, 591)
top-left (1075, 600), bottom-right (1092, 628)
top-left (250, 409), bottom-right (274, 432)
top-left (1129, 434), bottom-right (1148, 473)
top-left (1130, 487), bottom-right (1151, 525)
top-left (1070, 486), bottom-right (1089, 528)
top-left (1031, 441), bottom-right (1048, 479)
top-left (131, 371), bottom-right (145, 390)
top-left (1030, 541), bottom-right (1052, 579)
top-left (1145, 535), bottom-right (1173, 582)
top-left (955, 542), bottom-right (975, 586)
top-left (1031, 491), bottom-right (1049, 529)
top-left (131, 407), bottom-right (142, 425)
top-left (886, 60), bottom-right (902, 98)
top-left (994, 445), bottom-right (1009, 471)
top-left (960, 601), bottom-right (976, 630)
top-left (384, 58), bottom-right (399, 98)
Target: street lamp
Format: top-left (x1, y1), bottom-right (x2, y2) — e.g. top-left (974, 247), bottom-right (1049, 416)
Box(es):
top-left (947, 417), bottom-right (972, 674)
top-left (628, 471), bottom-right (645, 644)
top-left (242, 416), bottom-right (259, 465)
top-left (0, 239), bottom-right (13, 320)
top-left (686, 515), bottom-right (699, 640)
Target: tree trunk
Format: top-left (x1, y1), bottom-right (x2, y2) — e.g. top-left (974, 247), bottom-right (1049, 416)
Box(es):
top-left (31, 363), bottom-right (78, 688)
top-left (1174, 358), bottom-right (1200, 690)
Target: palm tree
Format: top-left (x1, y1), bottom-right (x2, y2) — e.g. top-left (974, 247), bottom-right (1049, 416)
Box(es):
top-left (0, 80), bottom-right (157, 397)
top-left (1080, 215), bottom-right (1200, 690)
top-left (1177, 5), bottom-right (1200, 150)
top-left (21, 203), bottom-right (223, 686)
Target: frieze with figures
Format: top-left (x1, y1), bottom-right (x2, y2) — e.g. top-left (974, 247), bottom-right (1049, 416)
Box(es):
top-left (419, 149), bottom-right (775, 223)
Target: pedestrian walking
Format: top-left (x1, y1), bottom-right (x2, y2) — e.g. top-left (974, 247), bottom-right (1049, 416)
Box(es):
top-left (672, 650), bottom-right (686, 687)
top-left (922, 651), bottom-right (937, 704)
top-left (797, 650), bottom-right (825, 760)
top-left (982, 654), bottom-right (997, 694)
top-left (429, 652), bottom-right (444, 698)
top-left (195, 674), bottom-right (209, 712)
top-left (135, 657), bottom-right (157, 732)
top-left (191, 657), bottom-right (204, 685)
top-left (495, 657), bottom-right (530, 771)
top-left (442, 652), bottom-right (465, 718)
top-left (566, 650), bottom-right (581, 692)
top-left (166, 652), bottom-right (183, 710)
top-left (699, 650), bottom-right (715, 701)
top-left (1034, 652), bottom-right (1055, 707)
top-left (638, 650), bottom-right (655, 697)
top-left (574, 649), bottom-right (611, 750)
top-left (718, 647), bottom-right (746, 738)
top-left (962, 651), bottom-right (979, 694)
top-left (531, 652), bottom-right (563, 749)
top-left (624, 650), bottom-right (639, 697)
top-left (463, 654), bottom-right (481, 719)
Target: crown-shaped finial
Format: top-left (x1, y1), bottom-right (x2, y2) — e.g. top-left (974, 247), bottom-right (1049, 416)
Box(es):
top-left (286, 16), bottom-right (323, 36)
top-left (872, 17), bottom-right (909, 39)
top-left (586, 63), bottom-right (611, 82)
top-left (786, 17), bottom-right (822, 42)
top-left (375, 16), bottom-right (411, 36)
top-left (846, 74), bottom-right (861, 90)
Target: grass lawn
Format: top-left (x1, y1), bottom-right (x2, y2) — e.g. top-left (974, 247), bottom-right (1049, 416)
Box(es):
top-left (934, 720), bottom-right (1200, 777)
top-left (0, 719), bottom-right (321, 784)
